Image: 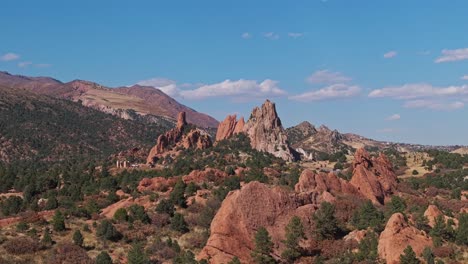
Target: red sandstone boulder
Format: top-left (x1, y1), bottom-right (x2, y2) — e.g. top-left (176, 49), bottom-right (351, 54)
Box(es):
top-left (295, 169), bottom-right (360, 198)
top-left (350, 148), bottom-right (397, 204)
top-left (147, 112), bottom-right (212, 164)
top-left (424, 205), bottom-right (458, 228)
top-left (378, 213), bottom-right (432, 264)
top-left (198, 181), bottom-right (318, 263)
top-left (215, 115), bottom-right (245, 141)
top-left (182, 168), bottom-right (228, 184)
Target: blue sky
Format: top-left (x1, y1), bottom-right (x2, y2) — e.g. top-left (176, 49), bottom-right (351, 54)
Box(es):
top-left (1, 0), bottom-right (468, 145)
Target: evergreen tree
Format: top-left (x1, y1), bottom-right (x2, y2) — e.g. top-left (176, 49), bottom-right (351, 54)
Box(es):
top-left (430, 215), bottom-right (446, 247)
top-left (355, 231), bottom-right (378, 262)
top-left (351, 200), bottom-right (385, 231)
top-left (281, 216), bottom-right (305, 261)
top-left (96, 251), bottom-right (113, 264)
top-left (52, 210), bottom-right (66, 231)
top-left (73, 230), bottom-right (84, 247)
top-left (127, 243), bottom-right (149, 264)
top-left (173, 250), bottom-right (198, 264)
top-left (313, 202), bottom-right (340, 240)
top-left (399, 246), bottom-right (421, 264)
top-left (171, 213), bottom-right (189, 233)
top-left (170, 180), bottom-right (187, 208)
top-left (228, 256), bottom-right (241, 264)
top-left (422, 247), bottom-right (434, 264)
top-left (251, 227), bottom-right (276, 264)
top-left (113, 208), bottom-right (128, 222)
top-left (96, 220), bottom-right (122, 241)
top-left (155, 198), bottom-right (175, 216)
top-left (455, 213), bottom-right (468, 245)
top-left (387, 196), bottom-right (407, 215)
top-left (41, 227), bottom-right (53, 247)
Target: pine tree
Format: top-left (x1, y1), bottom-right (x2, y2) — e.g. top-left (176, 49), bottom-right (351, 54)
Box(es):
top-left (228, 256), bottom-right (241, 264)
top-left (52, 210), bottom-right (66, 231)
top-left (96, 251), bottom-right (113, 264)
top-left (127, 243), bottom-right (149, 264)
top-left (73, 230), bottom-right (84, 247)
top-left (399, 246), bottom-right (421, 264)
top-left (313, 202), bottom-right (340, 240)
top-left (355, 231), bottom-right (378, 262)
top-left (251, 227), bottom-right (276, 264)
top-left (171, 213), bottom-right (189, 233)
top-left (41, 227), bottom-right (53, 247)
top-left (422, 247), bottom-right (434, 264)
top-left (430, 215), bottom-right (446, 247)
top-left (455, 213), bottom-right (468, 245)
top-left (281, 216), bottom-right (305, 261)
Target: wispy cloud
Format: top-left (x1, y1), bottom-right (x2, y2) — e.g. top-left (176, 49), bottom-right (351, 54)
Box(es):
top-left (435, 48), bottom-right (468, 63)
top-left (263, 32), bottom-right (279, 40)
top-left (1, 52), bottom-right (20, 61)
top-left (369, 83), bottom-right (468, 99)
top-left (461, 75), bottom-right (468, 80)
top-left (290, 84), bottom-right (361, 102)
top-left (137, 78), bottom-right (287, 100)
top-left (404, 100), bottom-right (464, 111)
top-left (18, 61), bottom-right (32, 68)
top-left (383, 51), bottom-right (398, 59)
top-left (306, 70), bottom-right (352, 84)
top-left (386, 114), bottom-right (401, 121)
top-left (241, 32), bottom-right (252, 39)
top-left (288, 32), bottom-right (304, 38)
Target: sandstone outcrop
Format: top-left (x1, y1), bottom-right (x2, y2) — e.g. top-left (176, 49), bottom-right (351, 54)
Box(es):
top-left (242, 100), bottom-right (296, 161)
top-left (294, 169), bottom-right (360, 198)
top-left (215, 115), bottom-right (245, 141)
top-left (350, 148), bottom-right (398, 204)
top-left (424, 205), bottom-right (458, 228)
top-left (198, 181), bottom-right (319, 263)
top-left (146, 112), bottom-right (212, 164)
top-left (378, 213), bottom-right (432, 264)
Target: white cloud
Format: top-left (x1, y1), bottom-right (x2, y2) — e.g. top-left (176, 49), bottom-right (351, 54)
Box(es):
top-left (383, 51), bottom-right (398, 58)
top-left (136, 78), bottom-right (287, 100)
top-left (181, 79), bottom-right (287, 100)
top-left (435, 48), bottom-right (468, 63)
top-left (136, 78), bottom-right (180, 97)
top-left (290, 83), bottom-right (361, 102)
top-left (368, 83), bottom-right (468, 99)
top-left (306, 70), bottom-right (352, 84)
top-left (1, 52), bottom-right (20, 61)
top-left (461, 75), bottom-right (468, 80)
top-left (241, 32), bottom-right (251, 39)
top-left (18, 61), bottom-right (32, 68)
top-left (288, 32), bottom-right (304, 38)
top-left (404, 100), bottom-right (464, 111)
top-left (263, 32), bottom-right (279, 40)
top-left (386, 114), bottom-right (401, 121)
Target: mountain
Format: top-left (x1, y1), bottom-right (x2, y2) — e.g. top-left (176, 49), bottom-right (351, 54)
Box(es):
top-left (0, 71), bottom-right (219, 128)
top-left (0, 84), bottom-right (168, 163)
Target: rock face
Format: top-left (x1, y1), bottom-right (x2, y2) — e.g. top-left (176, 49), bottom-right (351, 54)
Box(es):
top-left (215, 115), bottom-right (244, 141)
top-left (198, 181), bottom-right (319, 263)
top-left (350, 148), bottom-right (398, 204)
top-left (424, 205), bottom-right (458, 228)
top-left (146, 112), bottom-right (212, 164)
top-left (294, 169), bottom-right (360, 198)
top-left (242, 100), bottom-right (296, 161)
top-left (378, 213), bottom-right (432, 264)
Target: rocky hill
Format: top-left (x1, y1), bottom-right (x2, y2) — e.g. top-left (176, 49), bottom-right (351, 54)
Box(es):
top-left (0, 84), bottom-right (167, 163)
top-left (0, 71), bottom-right (219, 128)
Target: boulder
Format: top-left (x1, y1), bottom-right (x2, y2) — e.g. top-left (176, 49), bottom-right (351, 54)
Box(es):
top-left (424, 205), bottom-right (458, 228)
top-left (198, 181), bottom-right (319, 263)
top-left (350, 148), bottom-right (397, 204)
top-left (378, 213), bottom-right (432, 264)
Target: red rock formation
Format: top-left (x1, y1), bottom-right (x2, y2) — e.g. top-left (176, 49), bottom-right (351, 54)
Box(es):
top-left (147, 112), bottom-right (212, 164)
top-left (294, 169), bottom-right (360, 198)
top-left (215, 115), bottom-right (245, 141)
top-left (424, 205), bottom-right (458, 228)
top-left (350, 148), bottom-right (398, 204)
top-left (378, 213), bottom-right (432, 264)
top-left (242, 100), bottom-right (296, 161)
top-left (182, 168), bottom-right (228, 184)
top-left (198, 181), bottom-right (319, 263)
top-left (234, 117), bottom-right (245, 134)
